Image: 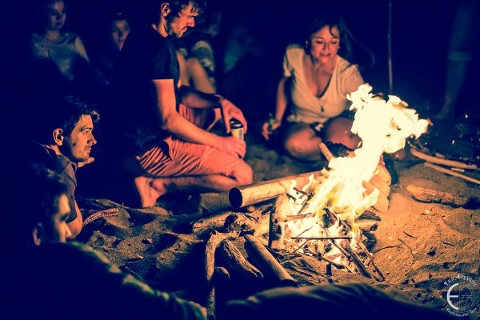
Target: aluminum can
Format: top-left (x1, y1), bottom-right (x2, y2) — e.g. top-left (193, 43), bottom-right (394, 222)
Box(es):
top-left (230, 119), bottom-right (244, 140)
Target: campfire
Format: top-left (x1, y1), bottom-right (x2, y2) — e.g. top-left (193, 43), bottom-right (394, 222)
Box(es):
top-left (267, 84), bottom-right (430, 280)
top-left (82, 84), bottom-right (479, 319)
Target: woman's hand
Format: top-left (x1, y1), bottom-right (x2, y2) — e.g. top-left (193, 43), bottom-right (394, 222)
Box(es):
top-left (261, 120), bottom-right (281, 140)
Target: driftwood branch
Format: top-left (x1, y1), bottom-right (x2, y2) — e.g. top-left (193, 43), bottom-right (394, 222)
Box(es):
top-left (406, 185), bottom-right (476, 207)
top-left (219, 240), bottom-right (264, 281)
top-left (424, 162), bottom-right (480, 185)
top-left (204, 231), bottom-right (238, 319)
top-left (192, 212), bottom-right (233, 235)
top-left (411, 147), bottom-right (478, 170)
top-left (244, 234), bottom-right (298, 287)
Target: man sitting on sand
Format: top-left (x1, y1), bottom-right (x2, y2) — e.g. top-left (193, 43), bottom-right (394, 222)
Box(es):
top-left (2, 163), bottom-right (207, 319)
top-left (107, 0), bottom-right (253, 208)
top-left (23, 95), bottom-right (99, 238)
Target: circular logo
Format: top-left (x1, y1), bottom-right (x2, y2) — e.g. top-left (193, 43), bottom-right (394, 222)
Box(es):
top-left (444, 274), bottom-right (478, 317)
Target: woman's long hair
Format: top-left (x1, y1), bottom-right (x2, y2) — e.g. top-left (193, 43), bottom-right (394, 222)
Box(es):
top-left (305, 13), bottom-right (375, 70)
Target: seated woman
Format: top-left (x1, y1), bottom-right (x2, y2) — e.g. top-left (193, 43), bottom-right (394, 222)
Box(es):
top-left (177, 49), bottom-right (216, 94)
top-left (262, 13), bottom-right (367, 162)
top-left (90, 11), bottom-right (131, 83)
top-left (176, 37), bottom-right (220, 130)
top-left (28, 0), bottom-right (104, 102)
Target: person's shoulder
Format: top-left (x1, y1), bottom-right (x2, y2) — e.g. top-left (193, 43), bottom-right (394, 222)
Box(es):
top-left (285, 44), bottom-right (304, 60)
top-left (41, 242), bottom-right (112, 266)
top-left (286, 43), bottom-right (303, 53)
top-left (336, 56), bottom-right (360, 73)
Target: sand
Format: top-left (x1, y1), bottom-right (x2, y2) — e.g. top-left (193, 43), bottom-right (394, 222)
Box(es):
top-left (77, 121), bottom-right (480, 319)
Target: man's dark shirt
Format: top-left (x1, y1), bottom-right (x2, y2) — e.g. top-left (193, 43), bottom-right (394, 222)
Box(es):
top-left (108, 25), bottom-right (180, 156)
top-left (28, 142), bottom-right (78, 222)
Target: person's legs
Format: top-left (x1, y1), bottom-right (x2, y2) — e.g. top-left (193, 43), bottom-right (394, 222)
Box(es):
top-left (323, 117), bottom-right (360, 150)
top-left (129, 138), bottom-right (252, 207)
top-left (282, 122), bottom-right (323, 162)
top-left (134, 169), bottom-right (251, 207)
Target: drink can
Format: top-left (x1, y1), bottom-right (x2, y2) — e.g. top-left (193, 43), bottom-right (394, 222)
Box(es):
top-left (230, 119), bottom-right (244, 140)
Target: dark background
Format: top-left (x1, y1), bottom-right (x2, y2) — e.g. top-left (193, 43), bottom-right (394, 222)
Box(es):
top-left (0, 0), bottom-right (468, 121)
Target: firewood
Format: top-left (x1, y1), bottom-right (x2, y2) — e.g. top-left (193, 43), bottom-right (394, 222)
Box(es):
top-left (406, 185), bottom-right (476, 207)
top-left (204, 231), bottom-right (238, 318)
top-left (363, 180), bottom-right (390, 213)
top-left (336, 219), bottom-right (384, 281)
top-left (373, 192), bottom-right (390, 213)
top-left (223, 213), bottom-right (260, 233)
top-left (244, 234), bottom-right (298, 287)
top-left (411, 147), bottom-right (478, 170)
top-left (374, 164), bottom-right (392, 186)
top-left (319, 142), bottom-right (334, 161)
top-left (192, 211), bottom-right (232, 235)
top-left (321, 142), bottom-right (391, 213)
top-left (219, 240), bottom-right (264, 281)
top-left (359, 209), bottom-right (382, 221)
top-left (229, 170), bottom-right (323, 208)
top-left (354, 220), bottom-right (378, 232)
top-left (424, 162), bottom-right (480, 185)
top-left (369, 173), bottom-right (391, 197)
top-left (268, 194), bottom-right (290, 249)
top-left (339, 240), bottom-right (373, 278)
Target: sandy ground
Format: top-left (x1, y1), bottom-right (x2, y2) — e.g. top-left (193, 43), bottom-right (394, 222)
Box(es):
top-left (77, 118), bottom-right (480, 319)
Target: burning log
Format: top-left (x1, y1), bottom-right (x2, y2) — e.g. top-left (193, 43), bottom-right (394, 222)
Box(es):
top-left (368, 174), bottom-right (391, 198)
top-left (229, 170), bottom-right (323, 209)
top-left (268, 194), bottom-right (290, 250)
top-left (244, 234), bottom-right (298, 287)
top-left (320, 142), bottom-right (391, 213)
top-left (424, 162), bottom-right (480, 185)
top-left (291, 236), bottom-right (352, 240)
top-left (355, 220), bottom-right (378, 232)
top-left (337, 219), bottom-right (385, 281)
top-left (363, 180), bottom-right (390, 213)
top-left (406, 185), bottom-right (478, 207)
top-left (219, 240), bottom-right (264, 281)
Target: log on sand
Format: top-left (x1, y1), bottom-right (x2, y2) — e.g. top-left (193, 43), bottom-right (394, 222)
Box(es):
top-left (229, 171), bottom-right (323, 209)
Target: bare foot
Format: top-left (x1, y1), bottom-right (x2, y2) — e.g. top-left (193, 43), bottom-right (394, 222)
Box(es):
top-left (133, 176), bottom-right (165, 208)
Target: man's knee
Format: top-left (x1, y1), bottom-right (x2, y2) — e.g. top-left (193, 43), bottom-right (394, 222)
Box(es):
top-left (232, 162), bottom-right (253, 186)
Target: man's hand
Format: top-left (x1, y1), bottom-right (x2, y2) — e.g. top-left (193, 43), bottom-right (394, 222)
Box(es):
top-left (78, 157), bottom-right (95, 168)
top-left (219, 98), bottom-right (248, 134)
top-left (217, 136), bottom-right (247, 159)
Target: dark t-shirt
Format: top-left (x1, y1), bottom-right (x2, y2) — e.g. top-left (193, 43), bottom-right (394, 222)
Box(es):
top-left (28, 142), bottom-right (78, 222)
top-left (222, 283), bottom-right (454, 320)
top-left (108, 26), bottom-right (180, 156)
top-left (5, 242), bottom-right (206, 320)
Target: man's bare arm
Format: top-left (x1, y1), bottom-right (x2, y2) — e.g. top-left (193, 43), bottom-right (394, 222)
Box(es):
top-left (154, 80), bottom-right (246, 158)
